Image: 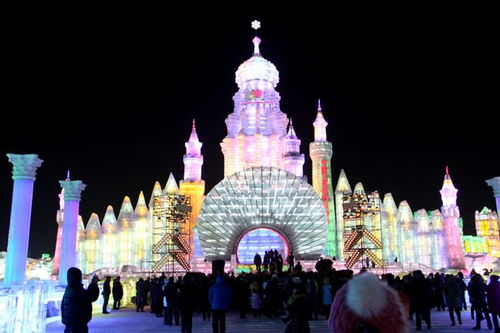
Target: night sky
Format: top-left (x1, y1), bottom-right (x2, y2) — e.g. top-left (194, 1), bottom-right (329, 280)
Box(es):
top-left (1, 10), bottom-right (497, 258)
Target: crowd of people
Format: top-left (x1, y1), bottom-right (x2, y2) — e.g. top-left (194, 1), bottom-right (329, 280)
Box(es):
top-left (60, 257), bottom-right (500, 333)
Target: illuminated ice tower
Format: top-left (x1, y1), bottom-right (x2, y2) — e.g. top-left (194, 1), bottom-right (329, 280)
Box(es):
top-left (309, 100), bottom-right (337, 257)
top-left (180, 119), bottom-right (205, 252)
top-left (440, 166), bottom-right (465, 268)
top-left (52, 171), bottom-right (70, 276)
top-left (283, 119), bottom-right (305, 177)
top-left (220, 21), bottom-right (294, 177)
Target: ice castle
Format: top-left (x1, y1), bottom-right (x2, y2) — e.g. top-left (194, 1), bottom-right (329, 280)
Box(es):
top-left (46, 22), bottom-right (500, 276)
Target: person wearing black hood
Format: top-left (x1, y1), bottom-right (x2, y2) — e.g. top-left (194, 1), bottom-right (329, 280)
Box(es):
top-left (102, 276), bottom-right (111, 314)
top-left (112, 276), bottom-right (123, 310)
top-left (61, 267), bottom-right (100, 333)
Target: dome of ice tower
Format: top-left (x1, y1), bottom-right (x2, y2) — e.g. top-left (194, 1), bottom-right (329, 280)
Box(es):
top-left (235, 22), bottom-right (279, 89)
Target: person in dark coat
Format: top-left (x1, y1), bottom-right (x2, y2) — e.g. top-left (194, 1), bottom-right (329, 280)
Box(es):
top-left (283, 284), bottom-right (310, 333)
top-left (61, 267), bottom-right (100, 333)
top-left (444, 274), bottom-right (462, 326)
top-left (164, 276), bottom-right (180, 325)
top-left (136, 278), bottom-right (147, 312)
top-left (179, 275), bottom-right (196, 333)
top-left (112, 276), bottom-right (123, 310)
top-left (469, 273), bottom-right (492, 330)
top-left (254, 253), bottom-right (262, 273)
top-left (411, 270), bottom-right (432, 330)
top-left (287, 251), bottom-right (295, 272)
top-left (102, 276), bottom-right (111, 314)
top-left (209, 275), bottom-right (232, 333)
top-left (151, 277), bottom-right (163, 317)
top-left (486, 274), bottom-right (500, 332)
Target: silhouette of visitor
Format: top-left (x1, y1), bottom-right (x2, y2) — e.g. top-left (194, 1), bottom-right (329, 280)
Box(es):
top-left (61, 267), bottom-right (99, 333)
top-left (112, 276), bottom-right (123, 310)
top-left (102, 276), bottom-right (111, 314)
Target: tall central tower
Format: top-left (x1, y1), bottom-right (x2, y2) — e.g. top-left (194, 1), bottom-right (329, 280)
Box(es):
top-left (221, 27), bottom-right (295, 177)
top-left (309, 101), bottom-right (337, 257)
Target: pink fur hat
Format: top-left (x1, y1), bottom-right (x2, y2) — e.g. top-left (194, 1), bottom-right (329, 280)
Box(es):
top-left (328, 273), bottom-right (409, 333)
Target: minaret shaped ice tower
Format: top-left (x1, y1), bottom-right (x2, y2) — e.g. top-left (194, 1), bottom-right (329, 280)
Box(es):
top-left (180, 120), bottom-right (206, 254)
top-left (439, 167), bottom-right (465, 268)
top-left (220, 24), bottom-right (292, 177)
top-left (310, 100), bottom-right (337, 257)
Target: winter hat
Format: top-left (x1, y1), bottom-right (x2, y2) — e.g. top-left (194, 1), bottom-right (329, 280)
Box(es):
top-left (328, 272), bottom-right (409, 333)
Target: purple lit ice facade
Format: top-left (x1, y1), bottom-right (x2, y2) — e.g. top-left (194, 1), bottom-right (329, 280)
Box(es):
top-left (236, 228), bottom-right (289, 264)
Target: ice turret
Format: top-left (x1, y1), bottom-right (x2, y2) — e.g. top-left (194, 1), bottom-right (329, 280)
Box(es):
top-left (439, 167), bottom-right (465, 269)
top-left (440, 166), bottom-right (458, 207)
top-left (313, 99), bottom-right (328, 142)
top-left (183, 119), bottom-right (204, 181)
top-left (283, 119), bottom-right (305, 177)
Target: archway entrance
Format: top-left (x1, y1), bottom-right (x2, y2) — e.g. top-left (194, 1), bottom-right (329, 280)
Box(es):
top-left (236, 228), bottom-right (289, 264)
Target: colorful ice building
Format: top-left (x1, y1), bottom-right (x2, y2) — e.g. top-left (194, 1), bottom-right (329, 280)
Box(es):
top-left (70, 22), bottom-right (499, 275)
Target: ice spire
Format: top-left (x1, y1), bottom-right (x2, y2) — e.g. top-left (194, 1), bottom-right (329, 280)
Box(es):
top-left (397, 200), bottom-right (413, 224)
top-left (183, 119), bottom-right (203, 181)
top-left (85, 213), bottom-right (102, 237)
top-left (383, 193), bottom-right (398, 215)
top-left (313, 99), bottom-right (328, 142)
top-left (165, 173), bottom-right (179, 194)
top-left (251, 20), bottom-right (261, 55)
top-left (117, 196), bottom-right (134, 230)
top-left (101, 205), bottom-right (118, 233)
top-left (135, 191), bottom-right (149, 218)
top-left (335, 169), bottom-right (352, 194)
top-left (353, 182), bottom-right (365, 195)
top-left (148, 181), bottom-right (163, 209)
top-left (440, 166), bottom-right (458, 207)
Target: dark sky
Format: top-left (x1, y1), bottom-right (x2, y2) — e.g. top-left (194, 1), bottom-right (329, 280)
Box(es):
top-left (1, 9), bottom-right (498, 258)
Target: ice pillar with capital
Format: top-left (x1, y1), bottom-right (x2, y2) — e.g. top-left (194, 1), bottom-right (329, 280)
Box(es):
top-left (4, 153), bottom-right (43, 284)
top-left (58, 179), bottom-right (86, 284)
top-left (486, 177), bottom-right (500, 213)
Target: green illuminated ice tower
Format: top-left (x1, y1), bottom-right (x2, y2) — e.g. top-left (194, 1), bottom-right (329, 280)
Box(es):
top-left (309, 100), bottom-right (337, 257)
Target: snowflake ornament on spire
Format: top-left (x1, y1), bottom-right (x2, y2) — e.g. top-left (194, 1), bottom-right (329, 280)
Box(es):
top-left (251, 20), bottom-right (261, 31)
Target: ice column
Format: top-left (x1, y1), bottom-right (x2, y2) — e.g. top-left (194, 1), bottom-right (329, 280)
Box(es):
top-left (58, 179), bottom-right (86, 284)
top-left (486, 177), bottom-right (500, 213)
top-left (4, 153), bottom-right (43, 284)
